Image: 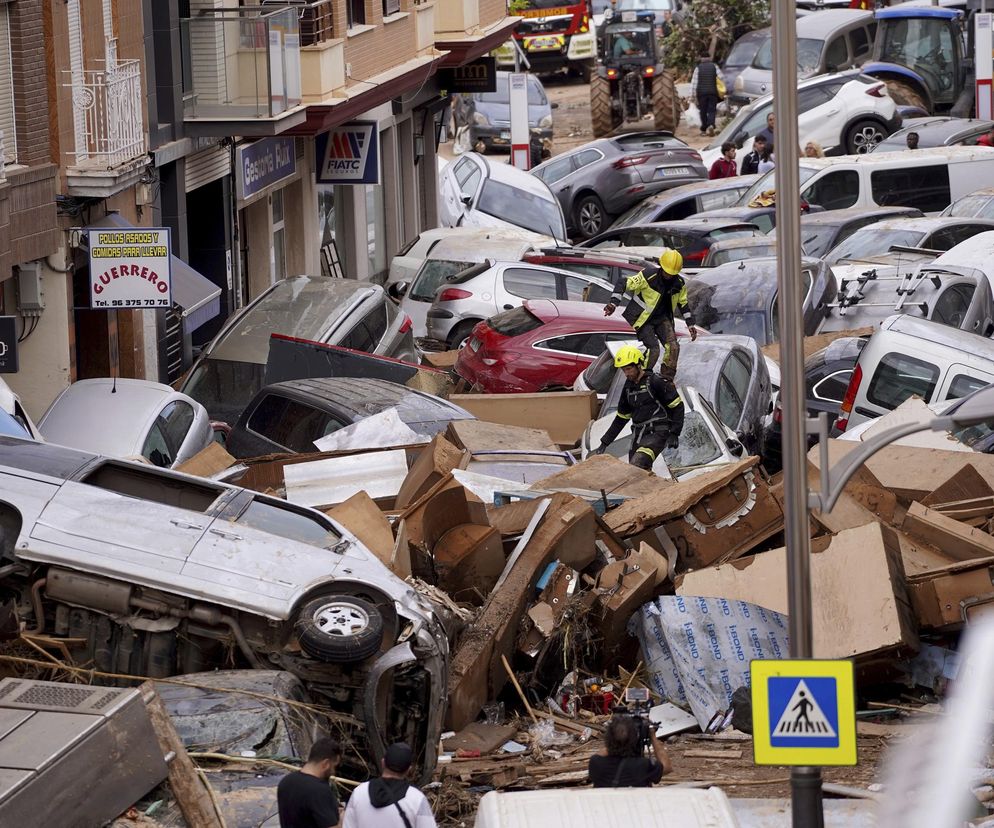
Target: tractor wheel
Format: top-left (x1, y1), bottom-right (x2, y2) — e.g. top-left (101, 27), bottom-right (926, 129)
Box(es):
top-left (590, 75), bottom-right (618, 138)
top-left (651, 70), bottom-right (680, 133)
top-left (882, 79), bottom-right (928, 113)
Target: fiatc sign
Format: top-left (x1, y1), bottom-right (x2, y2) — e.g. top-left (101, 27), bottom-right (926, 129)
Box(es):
top-left (316, 122), bottom-right (380, 185)
top-left (88, 228), bottom-right (172, 310)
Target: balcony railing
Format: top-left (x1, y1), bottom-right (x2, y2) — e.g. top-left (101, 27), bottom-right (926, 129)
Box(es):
top-left (181, 5), bottom-right (315, 121)
top-left (65, 58), bottom-right (147, 168)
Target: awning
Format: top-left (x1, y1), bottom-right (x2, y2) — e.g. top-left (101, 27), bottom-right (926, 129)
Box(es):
top-left (84, 213), bottom-right (222, 332)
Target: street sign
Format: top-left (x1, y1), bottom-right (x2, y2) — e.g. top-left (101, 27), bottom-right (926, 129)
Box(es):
top-left (315, 122), bottom-right (380, 185)
top-left (87, 228), bottom-right (172, 310)
top-left (751, 659), bottom-right (857, 766)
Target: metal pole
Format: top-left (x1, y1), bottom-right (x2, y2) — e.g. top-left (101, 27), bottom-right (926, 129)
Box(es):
top-left (770, 0), bottom-right (823, 825)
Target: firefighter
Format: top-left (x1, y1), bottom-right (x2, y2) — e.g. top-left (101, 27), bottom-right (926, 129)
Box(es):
top-left (603, 248), bottom-right (698, 379)
top-left (590, 345), bottom-right (684, 470)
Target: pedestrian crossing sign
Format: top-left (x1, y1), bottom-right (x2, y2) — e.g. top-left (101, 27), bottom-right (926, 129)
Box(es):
top-left (751, 659), bottom-right (857, 766)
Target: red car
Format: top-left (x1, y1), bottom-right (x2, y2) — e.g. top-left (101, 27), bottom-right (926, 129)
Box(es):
top-left (455, 299), bottom-right (638, 393)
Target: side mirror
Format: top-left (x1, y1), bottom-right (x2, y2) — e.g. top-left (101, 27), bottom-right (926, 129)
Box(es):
top-left (460, 193), bottom-right (473, 205)
top-left (211, 421), bottom-right (232, 444)
top-left (388, 281), bottom-right (409, 300)
top-left (735, 133), bottom-right (747, 149)
top-left (727, 437), bottom-right (744, 456)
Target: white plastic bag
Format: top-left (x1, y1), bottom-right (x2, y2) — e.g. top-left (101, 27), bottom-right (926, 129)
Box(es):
top-left (683, 100), bottom-right (701, 130)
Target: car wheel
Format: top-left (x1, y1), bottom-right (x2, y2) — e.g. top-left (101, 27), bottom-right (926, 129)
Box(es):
top-left (448, 321), bottom-right (477, 350)
top-left (296, 595), bottom-right (384, 663)
top-left (574, 194), bottom-right (608, 240)
top-left (846, 120), bottom-right (885, 154)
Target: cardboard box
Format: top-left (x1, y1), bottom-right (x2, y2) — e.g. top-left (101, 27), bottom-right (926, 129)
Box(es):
top-left (325, 491), bottom-right (395, 566)
top-left (175, 443), bottom-right (236, 478)
top-left (532, 454), bottom-right (672, 499)
top-left (450, 392), bottom-right (598, 447)
top-left (676, 523), bottom-right (919, 660)
top-left (445, 418), bottom-right (559, 454)
top-left (596, 545), bottom-right (662, 652)
top-left (434, 523), bottom-right (504, 605)
top-left (901, 501), bottom-right (994, 563)
top-left (907, 557), bottom-right (994, 629)
top-left (395, 434), bottom-right (466, 509)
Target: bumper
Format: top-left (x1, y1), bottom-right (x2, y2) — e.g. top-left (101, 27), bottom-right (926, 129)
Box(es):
top-left (426, 306), bottom-right (459, 343)
top-left (883, 109), bottom-right (903, 134)
top-left (454, 346), bottom-right (540, 394)
top-left (471, 125), bottom-right (554, 149)
top-left (601, 167), bottom-right (709, 215)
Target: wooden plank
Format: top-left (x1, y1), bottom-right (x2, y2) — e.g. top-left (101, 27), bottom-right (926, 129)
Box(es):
top-left (138, 681), bottom-right (223, 828)
top-left (901, 502), bottom-right (994, 563)
top-left (683, 749), bottom-right (744, 760)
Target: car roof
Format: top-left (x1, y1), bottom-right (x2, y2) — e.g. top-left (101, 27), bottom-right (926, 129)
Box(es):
top-left (638, 175), bottom-right (762, 207)
top-left (624, 218), bottom-right (760, 232)
top-left (886, 118), bottom-right (994, 144)
top-left (881, 314), bottom-right (994, 357)
top-left (0, 434), bottom-right (96, 480)
top-left (467, 153), bottom-right (558, 201)
top-left (526, 299), bottom-right (637, 327)
top-left (206, 275), bottom-right (377, 364)
top-left (800, 206), bottom-right (922, 226)
top-left (258, 377), bottom-right (473, 423)
top-left (807, 335), bottom-right (865, 369)
top-left (794, 7), bottom-right (871, 32)
top-left (676, 334), bottom-right (764, 396)
top-left (429, 235), bottom-right (538, 260)
top-left (691, 256), bottom-right (821, 301)
top-left (932, 230), bottom-right (994, 269)
top-left (706, 236), bottom-right (777, 252)
top-left (800, 145), bottom-right (994, 170)
top-left (855, 216), bottom-right (994, 234)
top-left (39, 379), bottom-right (190, 458)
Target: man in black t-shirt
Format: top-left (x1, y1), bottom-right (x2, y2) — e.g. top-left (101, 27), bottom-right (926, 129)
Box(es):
top-left (278, 737), bottom-right (343, 828)
top-left (588, 714), bottom-right (673, 787)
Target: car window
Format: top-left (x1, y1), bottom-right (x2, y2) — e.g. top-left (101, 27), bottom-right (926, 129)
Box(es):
top-left (184, 358), bottom-right (266, 430)
top-left (536, 155), bottom-right (575, 185)
top-left (932, 283), bottom-right (976, 328)
top-left (409, 259), bottom-right (474, 302)
top-left (141, 420), bottom-right (174, 468)
top-left (235, 498), bottom-right (340, 549)
top-left (247, 394), bottom-right (347, 452)
top-left (82, 462), bottom-right (223, 512)
top-left (850, 27), bottom-right (871, 60)
top-left (489, 305), bottom-right (544, 336)
top-left (583, 349), bottom-right (619, 393)
top-left (477, 179), bottom-right (566, 239)
top-left (338, 302), bottom-right (388, 352)
top-left (459, 165), bottom-right (482, 198)
top-left (866, 352), bottom-right (940, 409)
top-left (748, 213), bottom-right (774, 234)
top-left (453, 157), bottom-right (473, 186)
top-left (625, 228), bottom-right (674, 247)
top-left (929, 225), bottom-right (988, 250)
top-left (812, 370), bottom-right (852, 403)
top-left (557, 262), bottom-right (614, 282)
top-left (159, 401), bottom-right (196, 456)
top-left (948, 374), bottom-right (990, 399)
top-left (699, 189), bottom-right (745, 211)
top-left (502, 268), bottom-right (558, 300)
top-left (797, 85), bottom-right (834, 111)
top-left (562, 274), bottom-right (613, 303)
top-left (575, 148), bottom-right (602, 169)
top-left (871, 165), bottom-right (950, 213)
top-left (824, 35), bottom-right (848, 70)
top-left (717, 375), bottom-right (745, 430)
top-left (361, 302), bottom-right (388, 343)
top-left (945, 195), bottom-right (994, 219)
top-left (659, 199), bottom-right (697, 221)
top-left (801, 169), bottom-right (859, 211)
top-left (536, 333), bottom-right (592, 354)
top-left (717, 351), bottom-right (752, 429)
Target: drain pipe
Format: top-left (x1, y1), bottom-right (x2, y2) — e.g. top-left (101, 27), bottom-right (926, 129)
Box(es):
top-left (27, 577), bottom-right (46, 635)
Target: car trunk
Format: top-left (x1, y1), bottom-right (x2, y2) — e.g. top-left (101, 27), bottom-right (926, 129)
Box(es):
top-left (634, 148), bottom-right (704, 184)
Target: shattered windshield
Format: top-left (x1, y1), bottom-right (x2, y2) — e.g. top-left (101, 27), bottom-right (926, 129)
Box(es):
top-left (602, 410), bottom-right (721, 472)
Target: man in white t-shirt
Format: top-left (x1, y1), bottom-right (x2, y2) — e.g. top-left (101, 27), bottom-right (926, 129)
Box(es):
top-left (342, 742), bottom-right (437, 828)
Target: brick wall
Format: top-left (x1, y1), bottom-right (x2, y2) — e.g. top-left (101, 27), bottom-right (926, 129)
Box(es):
top-left (479, 0), bottom-right (508, 29)
top-left (9, 0), bottom-right (52, 167)
top-left (338, 0), bottom-right (420, 86)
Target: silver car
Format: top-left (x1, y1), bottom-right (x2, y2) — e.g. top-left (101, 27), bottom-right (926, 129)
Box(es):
top-left (425, 260), bottom-right (614, 349)
top-left (0, 436), bottom-right (447, 779)
top-left (182, 276), bottom-right (417, 427)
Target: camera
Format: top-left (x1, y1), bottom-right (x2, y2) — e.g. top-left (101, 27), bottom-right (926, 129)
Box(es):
top-left (614, 687), bottom-right (653, 755)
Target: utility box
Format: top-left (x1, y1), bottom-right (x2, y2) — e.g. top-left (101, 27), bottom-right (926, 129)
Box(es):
top-left (0, 678), bottom-right (169, 825)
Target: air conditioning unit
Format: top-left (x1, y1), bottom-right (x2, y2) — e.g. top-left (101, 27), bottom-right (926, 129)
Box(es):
top-left (0, 678), bottom-right (169, 825)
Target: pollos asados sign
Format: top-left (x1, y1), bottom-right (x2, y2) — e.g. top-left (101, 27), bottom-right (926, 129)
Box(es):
top-left (316, 121), bottom-right (380, 185)
top-left (87, 228), bottom-right (172, 310)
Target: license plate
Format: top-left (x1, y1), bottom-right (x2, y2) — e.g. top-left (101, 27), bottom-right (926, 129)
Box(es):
top-left (469, 337), bottom-right (481, 352)
top-left (525, 35), bottom-right (563, 51)
top-left (499, 131), bottom-right (510, 140)
top-left (655, 166), bottom-right (693, 178)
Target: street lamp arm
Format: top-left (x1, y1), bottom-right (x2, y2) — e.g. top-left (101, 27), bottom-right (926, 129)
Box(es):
top-left (815, 420), bottom-right (938, 513)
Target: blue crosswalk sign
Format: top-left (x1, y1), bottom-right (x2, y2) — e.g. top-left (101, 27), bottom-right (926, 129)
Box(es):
top-left (768, 677), bottom-right (840, 749)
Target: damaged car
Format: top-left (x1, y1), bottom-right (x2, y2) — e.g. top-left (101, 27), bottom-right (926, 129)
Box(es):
top-left (0, 437), bottom-right (448, 780)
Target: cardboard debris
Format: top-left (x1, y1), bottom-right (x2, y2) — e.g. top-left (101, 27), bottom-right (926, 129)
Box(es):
top-left (901, 502), bottom-right (994, 563)
top-left (391, 518), bottom-right (412, 581)
top-left (854, 397), bottom-right (971, 453)
top-left (489, 498), bottom-right (547, 538)
top-left (906, 556), bottom-right (994, 629)
top-left (175, 442), bottom-right (236, 478)
top-left (445, 419), bottom-right (559, 455)
top-left (761, 327), bottom-right (874, 365)
top-left (450, 391), bottom-right (599, 447)
top-left (313, 407), bottom-right (428, 452)
top-left (283, 449), bottom-right (409, 507)
top-left (527, 602), bottom-right (557, 637)
top-left (395, 434), bottom-right (467, 509)
top-left (442, 722), bottom-right (518, 755)
top-left (676, 523), bottom-right (919, 660)
top-left (325, 491), bottom-right (395, 566)
top-left (806, 461), bottom-right (896, 535)
top-left (434, 523), bottom-right (505, 604)
top-left (596, 545), bottom-right (663, 652)
top-left (531, 454), bottom-right (672, 499)
top-left (422, 350), bottom-right (460, 371)
top-left (922, 464), bottom-right (994, 508)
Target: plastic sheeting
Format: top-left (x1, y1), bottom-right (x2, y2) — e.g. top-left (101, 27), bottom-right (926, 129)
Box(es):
top-left (635, 596), bottom-right (790, 731)
top-left (313, 408), bottom-right (428, 452)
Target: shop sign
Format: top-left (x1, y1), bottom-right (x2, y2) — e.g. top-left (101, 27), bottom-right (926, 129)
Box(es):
top-left (236, 137), bottom-right (296, 201)
top-left (87, 228), bottom-right (172, 310)
top-left (0, 317), bottom-right (17, 373)
top-left (442, 57), bottom-right (497, 93)
top-left (316, 122), bottom-right (380, 185)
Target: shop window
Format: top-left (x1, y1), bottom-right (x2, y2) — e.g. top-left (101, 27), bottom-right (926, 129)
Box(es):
top-left (272, 188), bottom-right (287, 283)
top-left (366, 183), bottom-right (386, 277)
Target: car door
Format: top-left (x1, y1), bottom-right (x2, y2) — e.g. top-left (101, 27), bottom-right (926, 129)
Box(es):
top-left (535, 154), bottom-right (577, 214)
top-left (148, 399), bottom-right (204, 468)
top-left (188, 493), bottom-right (347, 618)
top-left (795, 84), bottom-right (843, 153)
top-left (715, 348), bottom-right (754, 442)
top-left (31, 462), bottom-right (227, 578)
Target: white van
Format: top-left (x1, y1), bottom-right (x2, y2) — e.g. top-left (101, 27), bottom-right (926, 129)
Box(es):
top-left (740, 146), bottom-right (994, 215)
top-left (834, 314), bottom-right (994, 433)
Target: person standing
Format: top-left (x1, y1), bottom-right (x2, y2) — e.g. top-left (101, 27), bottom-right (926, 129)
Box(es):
top-left (660, 9), bottom-right (674, 38)
top-left (906, 131), bottom-right (920, 150)
top-left (804, 139), bottom-right (825, 158)
top-left (603, 248), bottom-right (698, 379)
top-left (709, 142), bottom-right (738, 179)
top-left (690, 54), bottom-right (723, 137)
top-left (755, 112), bottom-right (775, 151)
top-left (588, 714), bottom-right (673, 787)
top-left (277, 738), bottom-right (343, 828)
top-left (342, 743), bottom-right (436, 828)
top-left (740, 134), bottom-right (766, 175)
top-left (589, 346), bottom-right (685, 470)
top-left (757, 142), bottom-right (776, 174)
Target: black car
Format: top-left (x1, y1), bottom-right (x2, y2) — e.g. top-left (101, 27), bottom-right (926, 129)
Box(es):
top-left (580, 217), bottom-right (762, 266)
top-left (763, 335), bottom-right (866, 471)
top-left (685, 256), bottom-right (838, 345)
top-left (875, 117), bottom-right (994, 152)
top-left (797, 206), bottom-right (924, 258)
top-left (226, 377), bottom-right (475, 458)
top-left (611, 175), bottom-right (762, 228)
top-left (531, 132), bottom-right (707, 240)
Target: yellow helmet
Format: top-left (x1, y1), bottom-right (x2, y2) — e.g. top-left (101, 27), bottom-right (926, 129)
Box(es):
top-left (614, 345), bottom-right (646, 369)
top-left (659, 248), bottom-right (683, 275)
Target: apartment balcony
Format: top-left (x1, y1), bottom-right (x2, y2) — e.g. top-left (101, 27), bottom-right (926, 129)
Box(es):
top-left (434, 0), bottom-right (520, 67)
top-left (64, 58), bottom-right (150, 198)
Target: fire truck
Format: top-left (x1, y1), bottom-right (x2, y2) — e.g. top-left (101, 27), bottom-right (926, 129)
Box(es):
top-left (495, 0), bottom-right (597, 80)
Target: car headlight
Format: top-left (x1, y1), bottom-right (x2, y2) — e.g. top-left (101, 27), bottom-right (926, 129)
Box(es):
top-left (539, 115), bottom-right (553, 129)
top-left (734, 76), bottom-right (744, 92)
top-left (473, 112), bottom-right (490, 126)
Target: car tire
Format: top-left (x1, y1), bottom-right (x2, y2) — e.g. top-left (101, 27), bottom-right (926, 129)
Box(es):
top-left (651, 70), bottom-right (680, 133)
top-left (296, 595), bottom-right (384, 663)
top-left (574, 193), bottom-right (609, 240)
top-left (846, 119), bottom-right (886, 154)
top-left (448, 321), bottom-right (478, 350)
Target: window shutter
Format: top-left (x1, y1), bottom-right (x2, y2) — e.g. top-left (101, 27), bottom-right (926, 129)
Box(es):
top-left (0, 5), bottom-right (15, 164)
top-left (67, 0), bottom-right (88, 163)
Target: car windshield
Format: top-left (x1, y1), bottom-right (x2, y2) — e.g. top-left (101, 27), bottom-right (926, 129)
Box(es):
top-left (704, 309), bottom-right (768, 342)
top-left (183, 358), bottom-right (266, 427)
top-left (583, 349), bottom-right (620, 393)
top-left (828, 228), bottom-right (926, 262)
top-left (740, 166), bottom-right (818, 206)
top-left (614, 198), bottom-right (665, 227)
top-left (477, 179), bottom-right (566, 239)
top-left (0, 408), bottom-right (30, 440)
top-left (616, 0), bottom-right (677, 11)
top-left (725, 35), bottom-right (763, 67)
top-left (605, 23), bottom-right (654, 59)
top-left (753, 36), bottom-right (823, 74)
top-left (603, 409), bottom-right (721, 472)
top-left (801, 226), bottom-right (846, 259)
top-left (410, 259), bottom-right (474, 302)
top-left (945, 195), bottom-right (994, 219)
top-left (475, 77), bottom-right (545, 105)
top-left (707, 243), bottom-right (775, 266)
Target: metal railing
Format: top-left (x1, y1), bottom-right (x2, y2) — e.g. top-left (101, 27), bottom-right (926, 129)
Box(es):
top-left (65, 58), bottom-right (146, 167)
top-left (0, 130), bottom-right (6, 182)
top-left (258, 1), bottom-right (335, 45)
top-left (181, 6), bottom-right (303, 120)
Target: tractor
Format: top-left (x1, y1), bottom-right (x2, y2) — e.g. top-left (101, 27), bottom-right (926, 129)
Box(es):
top-left (590, 9), bottom-right (680, 138)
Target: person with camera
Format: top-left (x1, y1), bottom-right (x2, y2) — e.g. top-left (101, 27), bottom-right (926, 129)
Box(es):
top-left (588, 713), bottom-right (673, 787)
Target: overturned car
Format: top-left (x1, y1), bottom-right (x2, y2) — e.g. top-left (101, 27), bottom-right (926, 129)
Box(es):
top-left (0, 437), bottom-right (448, 779)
